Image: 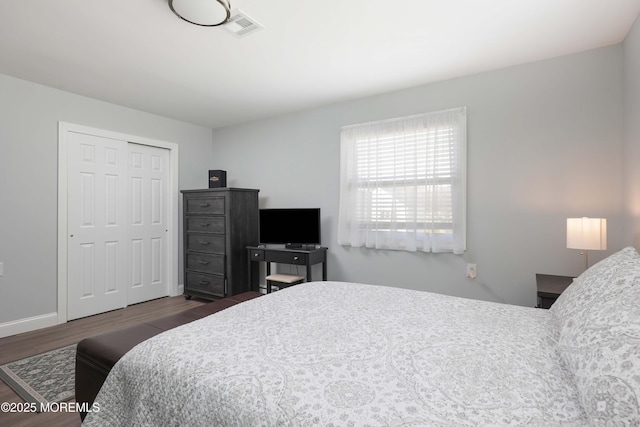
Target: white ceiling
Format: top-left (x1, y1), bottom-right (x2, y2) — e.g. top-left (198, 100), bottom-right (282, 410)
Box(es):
top-left (1, 1), bottom-right (639, 129)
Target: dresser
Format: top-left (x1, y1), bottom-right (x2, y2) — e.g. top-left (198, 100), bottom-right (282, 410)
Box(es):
top-left (181, 188), bottom-right (259, 300)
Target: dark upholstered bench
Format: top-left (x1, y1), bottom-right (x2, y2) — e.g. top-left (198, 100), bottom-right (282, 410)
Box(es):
top-left (75, 292), bottom-right (262, 420)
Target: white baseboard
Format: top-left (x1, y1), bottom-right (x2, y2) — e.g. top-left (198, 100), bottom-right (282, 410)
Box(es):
top-left (171, 283), bottom-right (184, 297)
top-left (0, 312), bottom-right (58, 339)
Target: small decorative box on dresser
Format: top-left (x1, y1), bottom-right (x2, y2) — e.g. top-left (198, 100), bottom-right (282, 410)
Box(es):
top-left (181, 188), bottom-right (259, 300)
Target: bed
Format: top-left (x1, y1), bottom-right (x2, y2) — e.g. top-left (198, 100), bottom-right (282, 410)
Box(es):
top-left (82, 247), bottom-right (640, 426)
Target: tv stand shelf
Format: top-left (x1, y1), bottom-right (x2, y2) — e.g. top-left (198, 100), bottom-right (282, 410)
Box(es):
top-left (247, 245), bottom-right (328, 292)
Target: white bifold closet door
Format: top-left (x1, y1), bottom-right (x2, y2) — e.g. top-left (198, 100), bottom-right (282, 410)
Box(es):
top-left (127, 142), bottom-right (170, 305)
top-left (66, 133), bottom-right (169, 320)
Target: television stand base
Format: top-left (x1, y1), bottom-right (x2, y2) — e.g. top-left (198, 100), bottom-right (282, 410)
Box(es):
top-left (247, 245), bottom-right (328, 291)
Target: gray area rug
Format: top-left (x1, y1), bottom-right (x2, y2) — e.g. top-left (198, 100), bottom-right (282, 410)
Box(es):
top-left (0, 344), bottom-right (76, 407)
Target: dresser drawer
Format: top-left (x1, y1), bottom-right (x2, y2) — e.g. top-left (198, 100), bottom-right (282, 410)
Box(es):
top-left (185, 196), bottom-right (225, 215)
top-left (187, 233), bottom-right (225, 253)
top-left (267, 251), bottom-right (307, 265)
top-left (186, 253), bottom-right (225, 275)
top-left (186, 216), bottom-right (225, 234)
top-left (185, 272), bottom-right (224, 296)
top-left (249, 249), bottom-right (264, 260)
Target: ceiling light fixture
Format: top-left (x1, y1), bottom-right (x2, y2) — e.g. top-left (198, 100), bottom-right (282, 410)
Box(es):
top-left (168, 0), bottom-right (231, 27)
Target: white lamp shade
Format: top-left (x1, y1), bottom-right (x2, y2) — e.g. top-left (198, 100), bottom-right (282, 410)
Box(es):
top-left (567, 217), bottom-right (607, 251)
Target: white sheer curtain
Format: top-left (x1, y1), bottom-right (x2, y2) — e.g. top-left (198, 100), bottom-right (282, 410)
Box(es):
top-left (337, 107), bottom-right (466, 254)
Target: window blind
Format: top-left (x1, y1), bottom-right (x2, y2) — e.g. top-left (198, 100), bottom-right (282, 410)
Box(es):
top-left (338, 107), bottom-right (466, 253)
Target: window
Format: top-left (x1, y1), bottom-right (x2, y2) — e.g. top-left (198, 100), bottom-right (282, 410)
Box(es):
top-left (337, 107), bottom-right (466, 254)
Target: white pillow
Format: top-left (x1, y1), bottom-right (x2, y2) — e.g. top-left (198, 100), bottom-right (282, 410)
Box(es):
top-left (550, 246), bottom-right (640, 334)
top-left (550, 246), bottom-right (640, 425)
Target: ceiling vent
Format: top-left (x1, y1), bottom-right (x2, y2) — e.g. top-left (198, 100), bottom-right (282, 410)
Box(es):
top-left (223, 10), bottom-right (263, 38)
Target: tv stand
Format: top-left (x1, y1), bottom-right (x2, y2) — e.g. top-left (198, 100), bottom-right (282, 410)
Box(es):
top-left (247, 245), bottom-right (328, 292)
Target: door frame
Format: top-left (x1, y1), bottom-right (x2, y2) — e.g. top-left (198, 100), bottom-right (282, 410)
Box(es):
top-left (57, 122), bottom-right (180, 324)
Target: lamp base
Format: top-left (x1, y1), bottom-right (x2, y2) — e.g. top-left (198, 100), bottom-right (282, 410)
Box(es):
top-left (582, 249), bottom-right (589, 270)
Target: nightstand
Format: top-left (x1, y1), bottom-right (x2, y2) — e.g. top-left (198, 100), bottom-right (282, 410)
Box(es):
top-left (536, 274), bottom-right (574, 309)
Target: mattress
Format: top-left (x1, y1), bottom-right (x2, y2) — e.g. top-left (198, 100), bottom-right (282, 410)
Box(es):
top-left (83, 281), bottom-right (586, 426)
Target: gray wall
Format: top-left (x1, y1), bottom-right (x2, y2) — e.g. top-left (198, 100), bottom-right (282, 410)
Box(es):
top-left (0, 34), bottom-right (633, 330)
top-left (623, 15), bottom-right (640, 247)
top-left (212, 46), bottom-right (624, 307)
top-left (0, 74), bottom-right (213, 325)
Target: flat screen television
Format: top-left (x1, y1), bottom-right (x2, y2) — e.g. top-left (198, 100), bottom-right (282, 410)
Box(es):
top-left (259, 208), bottom-right (321, 248)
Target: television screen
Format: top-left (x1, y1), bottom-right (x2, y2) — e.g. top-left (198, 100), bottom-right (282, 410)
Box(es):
top-left (259, 208), bottom-right (321, 247)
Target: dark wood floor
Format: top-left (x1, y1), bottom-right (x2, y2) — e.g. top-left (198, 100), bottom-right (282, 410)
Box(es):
top-left (0, 296), bottom-right (205, 427)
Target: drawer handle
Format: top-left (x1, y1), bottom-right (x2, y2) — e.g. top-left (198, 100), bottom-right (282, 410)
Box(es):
top-left (199, 222), bottom-right (210, 227)
top-left (199, 241), bottom-right (211, 245)
top-left (198, 261), bottom-right (210, 265)
top-left (198, 280), bottom-right (209, 285)
top-left (254, 253), bottom-right (260, 257)
top-left (293, 256), bottom-right (299, 261)
top-left (200, 203), bottom-right (210, 208)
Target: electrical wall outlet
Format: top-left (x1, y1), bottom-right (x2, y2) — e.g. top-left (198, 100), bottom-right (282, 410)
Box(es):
top-left (467, 263), bottom-right (476, 279)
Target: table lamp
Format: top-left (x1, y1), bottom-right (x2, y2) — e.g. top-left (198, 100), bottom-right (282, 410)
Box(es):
top-left (566, 217), bottom-right (607, 270)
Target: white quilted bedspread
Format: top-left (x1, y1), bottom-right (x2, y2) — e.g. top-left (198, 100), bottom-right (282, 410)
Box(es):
top-left (84, 282), bottom-right (587, 426)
